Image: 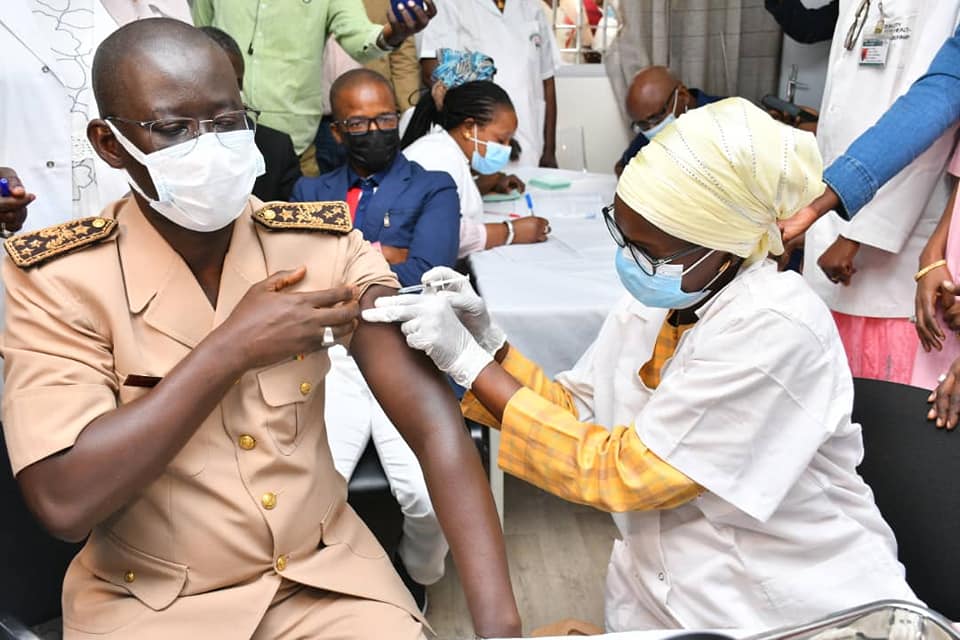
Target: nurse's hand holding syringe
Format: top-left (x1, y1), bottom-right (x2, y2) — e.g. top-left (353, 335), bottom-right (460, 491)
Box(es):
top-left (388, 267), bottom-right (507, 355)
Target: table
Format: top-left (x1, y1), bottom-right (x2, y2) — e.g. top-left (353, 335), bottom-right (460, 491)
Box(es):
top-left (469, 168), bottom-right (626, 521)
top-left (471, 168), bottom-right (624, 377)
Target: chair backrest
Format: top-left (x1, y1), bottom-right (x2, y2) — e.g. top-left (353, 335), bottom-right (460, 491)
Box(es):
top-left (852, 378), bottom-right (960, 620)
top-left (0, 429), bottom-right (81, 626)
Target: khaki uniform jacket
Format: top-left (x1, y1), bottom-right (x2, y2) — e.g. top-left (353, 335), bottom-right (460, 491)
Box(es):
top-left (1, 196), bottom-right (423, 639)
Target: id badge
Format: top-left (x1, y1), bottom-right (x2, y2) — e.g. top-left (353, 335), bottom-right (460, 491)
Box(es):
top-left (860, 35), bottom-right (890, 66)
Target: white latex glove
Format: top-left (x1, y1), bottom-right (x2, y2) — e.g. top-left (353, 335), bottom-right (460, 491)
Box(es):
top-left (421, 266), bottom-right (506, 354)
top-left (362, 293), bottom-right (493, 388)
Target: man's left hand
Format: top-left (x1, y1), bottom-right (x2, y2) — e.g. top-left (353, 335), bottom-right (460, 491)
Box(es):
top-left (818, 235), bottom-right (860, 285)
top-left (382, 0), bottom-right (437, 47)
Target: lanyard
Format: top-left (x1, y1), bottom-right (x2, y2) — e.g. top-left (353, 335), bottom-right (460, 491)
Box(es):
top-left (844, 0), bottom-right (886, 51)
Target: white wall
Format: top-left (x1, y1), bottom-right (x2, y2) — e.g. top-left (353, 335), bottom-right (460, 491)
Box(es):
top-left (554, 64), bottom-right (631, 174)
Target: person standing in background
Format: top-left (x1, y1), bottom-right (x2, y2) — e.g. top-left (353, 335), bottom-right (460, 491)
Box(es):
top-left (803, 0), bottom-right (960, 384)
top-left (200, 26), bottom-right (302, 202)
top-left (1, 0), bottom-right (191, 233)
top-left (418, 0), bottom-right (560, 168)
top-left (191, 0), bottom-right (436, 178)
top-left (364, 0), bottom-right (421, 111)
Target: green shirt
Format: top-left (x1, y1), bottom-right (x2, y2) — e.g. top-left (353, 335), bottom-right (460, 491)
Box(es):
top-left (192, 0), bottom-right (387, 154)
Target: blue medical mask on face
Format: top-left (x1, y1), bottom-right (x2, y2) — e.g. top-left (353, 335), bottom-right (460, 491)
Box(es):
top-left (469, 124), bottom-right (512, 174)
top-left (641, 113), bottom-right (677, 139)
top-left (615, 246), bottom-right (725, 309)
top-left (639, 88), bottom-right (685, 139)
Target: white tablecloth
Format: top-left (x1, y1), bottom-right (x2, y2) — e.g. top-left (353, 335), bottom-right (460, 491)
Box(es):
top-left (470, 168), bottom-right (625, 378)
top-left (468, 168), bottom-right (625, 522)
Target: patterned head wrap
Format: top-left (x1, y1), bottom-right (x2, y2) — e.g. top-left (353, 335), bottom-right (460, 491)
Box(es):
top-left (429, 48), bottom-right (497, 109)
top-left (616, 97), bottom-right (825, 265)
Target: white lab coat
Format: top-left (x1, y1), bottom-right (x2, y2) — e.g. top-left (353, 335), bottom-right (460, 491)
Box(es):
top-left (0, 1), bottom-right (191, 230)
top-left (1, 1), bottom-right (128, 232)
top-left (804, 0), bottom-right (960, 318)
top-left (403, 125), bottom-right (487, 257)
top-left (554, 260), bottom-right (916, 631)
top-left (418, 0), bottom-right (559, 167)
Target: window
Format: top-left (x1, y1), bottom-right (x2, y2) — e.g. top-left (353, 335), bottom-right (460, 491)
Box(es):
top-left (543, 0), bottom-right (621, 64)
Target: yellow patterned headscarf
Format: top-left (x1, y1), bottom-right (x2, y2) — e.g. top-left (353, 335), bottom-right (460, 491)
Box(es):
top-left (616, 97), bottom-right (825, 265)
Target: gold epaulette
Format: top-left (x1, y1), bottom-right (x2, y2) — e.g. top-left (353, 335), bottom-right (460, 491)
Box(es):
top-left (4, 217), bottom-right (117, 269)
top-left (252, 201), bottom-right (353, 234)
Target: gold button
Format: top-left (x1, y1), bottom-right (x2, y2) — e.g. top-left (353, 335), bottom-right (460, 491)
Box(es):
top-left (238, 434), bottom-right (256, 450)
top-left (263, 210), bottom-right (276, 220)
top-left (91, 218), bottom-right (106, 229)
top-left (299, 381), bottom-right (312, 396)
top-left (275, 555), bottom-right (287, 572)
top-left (123, 570), bottom-right (136, 583)
top-left (261, 492), bottom-right (277, 510)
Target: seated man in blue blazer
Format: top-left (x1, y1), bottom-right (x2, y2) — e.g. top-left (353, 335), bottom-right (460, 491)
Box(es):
top-left (292, 68), bottom-right (459, 288)
top-left (291, 69), bottom-right (460, 610)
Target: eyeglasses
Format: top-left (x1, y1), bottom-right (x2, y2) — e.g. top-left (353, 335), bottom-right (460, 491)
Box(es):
top-left (630, 85), bottom-right (680, 133)
top-left (844, 0), bottom-right (872, 51)
top-left (106, 107), bottom-right (259, 158)
top-left (602, 203), bottom-right (705, 276)
top-left (335, 112), bottom-right (401, 136)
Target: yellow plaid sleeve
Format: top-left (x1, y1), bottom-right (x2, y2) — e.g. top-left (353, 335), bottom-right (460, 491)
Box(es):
top-left (497, 387), bottom-right (701, 513)
top-left (461, 346), bottom-right (579, 429)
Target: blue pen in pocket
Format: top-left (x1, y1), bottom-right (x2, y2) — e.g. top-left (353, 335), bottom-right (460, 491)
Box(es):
top-left (0, 178), bottom-right (11, 198)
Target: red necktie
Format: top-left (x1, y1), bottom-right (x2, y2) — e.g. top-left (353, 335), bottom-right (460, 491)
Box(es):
top-left (345, 186), bottom-right (362, 222)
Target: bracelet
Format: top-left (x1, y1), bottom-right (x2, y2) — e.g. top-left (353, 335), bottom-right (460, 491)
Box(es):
top-left (915, 259), bottom-right (948, 282)
top-left (502, 220), bottom-right (515, 246)
top-left (376, 30), bottom-right (398, 52)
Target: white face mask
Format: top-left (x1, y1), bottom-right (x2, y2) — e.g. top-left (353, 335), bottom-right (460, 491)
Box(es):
top-left (106, 120), bottom-right (265, 232)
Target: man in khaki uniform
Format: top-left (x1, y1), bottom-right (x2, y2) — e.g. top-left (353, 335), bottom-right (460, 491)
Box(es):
top-left (0, 18), bottom-right (520, 640)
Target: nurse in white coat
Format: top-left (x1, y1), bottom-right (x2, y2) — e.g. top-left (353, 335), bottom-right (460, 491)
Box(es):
top-left (804, 0), bottom-right (960, 384)
top-left (366, 98), bottom-right (918, 631)
top-left (417, 0), bottom-right (559, 168)
top-left (1, 0), bottom-right (191, 232)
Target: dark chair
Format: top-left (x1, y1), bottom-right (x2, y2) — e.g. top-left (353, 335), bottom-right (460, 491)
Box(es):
top-left (346, 421), bottom-right (489, 554)
top-left (0, 430), bottom-right (81, 640)
top-left (852, 377), bottom-right (960, 620)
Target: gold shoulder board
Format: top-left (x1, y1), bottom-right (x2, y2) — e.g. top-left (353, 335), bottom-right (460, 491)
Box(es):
top-left (4, 217), bottom-right (118, 269)
top-left (252, 201), bottom-right (353, 234)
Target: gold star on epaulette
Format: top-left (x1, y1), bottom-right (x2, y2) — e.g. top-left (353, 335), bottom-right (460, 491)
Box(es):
top-left (4, 217), bottom-right (117, 269)
top-left (252, 201), bottom-right (352, 234)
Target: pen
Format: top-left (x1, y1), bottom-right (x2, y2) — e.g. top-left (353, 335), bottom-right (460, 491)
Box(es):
top-left (396, 275), bottom-right (469, 295)
top-left (0, 178), bottom-right (11, 198)
top-left (525, 193), bottom-right (535, 217)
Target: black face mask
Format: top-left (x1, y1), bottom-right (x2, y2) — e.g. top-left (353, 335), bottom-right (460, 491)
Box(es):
top-left (342, 128), bottom-right (400, 174)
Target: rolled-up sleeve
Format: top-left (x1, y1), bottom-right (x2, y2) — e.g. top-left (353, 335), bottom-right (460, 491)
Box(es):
top-left (1, 260), bottom-right (118, 476)
top-left (463, 347), bottom-right (700, 513)
top-left (328, 0), bottom-right (389, 62)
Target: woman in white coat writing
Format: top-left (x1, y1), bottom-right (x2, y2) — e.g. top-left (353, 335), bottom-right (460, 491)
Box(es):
top-left (365, 98), bottom-right (918, 632)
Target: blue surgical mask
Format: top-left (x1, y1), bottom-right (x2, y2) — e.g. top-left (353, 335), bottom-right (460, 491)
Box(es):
top-left (641, 113), bottom-right (677, 139)
top-left (639, 88), bottom-right (685, 139)
top-left (469, 124), bottom-right (512, 174)
top-left (615, 246), bottom-right (724, 309)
